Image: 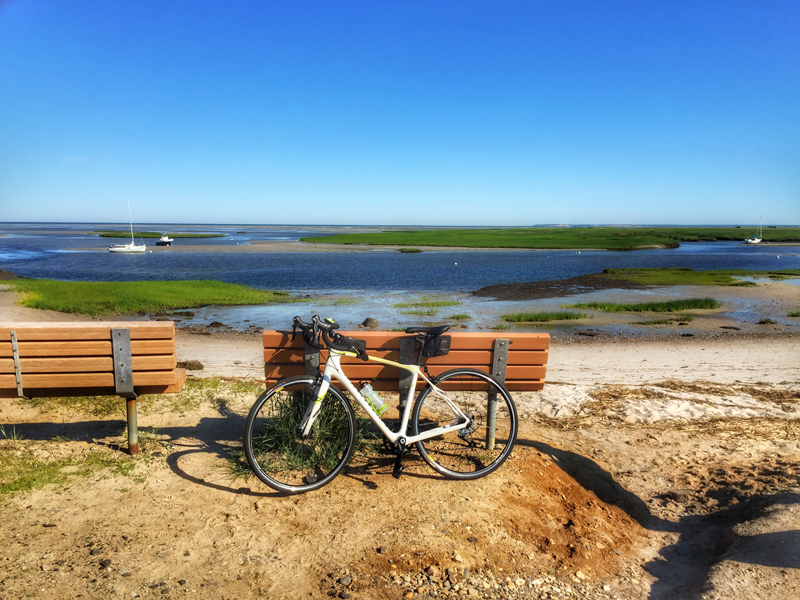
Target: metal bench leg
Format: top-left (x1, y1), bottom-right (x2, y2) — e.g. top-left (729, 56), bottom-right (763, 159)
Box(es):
top-left (126, 398), bottom-right (139, 454)
top-left (112, 328), bottom-right (139, 455)
top-left (486, 339), bottom-right (509, 450)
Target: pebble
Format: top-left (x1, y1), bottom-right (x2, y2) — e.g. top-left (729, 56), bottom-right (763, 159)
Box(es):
top-left (90, 548), bottom-right (104, 556)
top-left (382, 567), bottom-right (619, 599)
top-left (337, 576), bottom-right (352, 586)
top-left (118, 567), bottom-right (131, 577)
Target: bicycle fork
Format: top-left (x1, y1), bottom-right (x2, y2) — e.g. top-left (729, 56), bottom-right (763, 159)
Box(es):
top-left (297, 375), bottom-right (329, 437)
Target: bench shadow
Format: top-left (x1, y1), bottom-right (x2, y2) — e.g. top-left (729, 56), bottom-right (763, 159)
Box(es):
top-left (518, 438), bottom-right (666, 530)
top-left (1, 407), bottom-right (284, 498)
top-left (517, 437), bottom-right (800, 599)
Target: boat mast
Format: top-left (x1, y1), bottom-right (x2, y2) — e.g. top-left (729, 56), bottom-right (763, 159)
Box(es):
top-left (128, 201), bottom-right (135, 243)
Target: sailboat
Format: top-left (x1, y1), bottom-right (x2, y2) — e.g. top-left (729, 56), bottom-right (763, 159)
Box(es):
top-left (108, 203), bottom-right (147, 253)
top-left (743, 218), bottom-right (763, 245)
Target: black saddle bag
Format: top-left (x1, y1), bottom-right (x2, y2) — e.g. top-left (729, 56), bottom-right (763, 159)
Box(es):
top-left (422, 335), bottom-right (451, 358)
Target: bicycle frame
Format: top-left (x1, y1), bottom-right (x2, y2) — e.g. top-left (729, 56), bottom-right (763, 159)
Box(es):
top-left (299, 348), bottom-right (471, 445)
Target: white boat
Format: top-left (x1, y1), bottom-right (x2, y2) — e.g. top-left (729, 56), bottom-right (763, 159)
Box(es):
top-left (108, 203), bottom-right (147, 253)
top-left (744, 218), bottom-right (763, 245)
top-left (155, 234), bottom-right (173, 246)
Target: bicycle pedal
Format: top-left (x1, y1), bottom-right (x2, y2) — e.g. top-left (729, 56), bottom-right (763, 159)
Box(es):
top-left (392, 465), bottom-right (405, 479)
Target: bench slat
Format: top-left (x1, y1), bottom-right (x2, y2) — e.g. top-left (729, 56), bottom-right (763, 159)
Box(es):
top-left (0, 322), bottom-right (176, 342)
top-left (264, 363), bottom-right (546, 381)
top-left (263, 348), bottom-right (547, 366)
top-left (0, 354), bottom-right (177, 374)
top-left (0, 340), bottom-right (176, 358)
top-left (0, 370), bottom-right (181, 390)
top-left (263, 330), bottom-right (550, 351)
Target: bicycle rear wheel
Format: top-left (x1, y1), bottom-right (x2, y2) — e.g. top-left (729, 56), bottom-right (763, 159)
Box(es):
top-left (244, 376), bottom-right (356, 494)
top-left (412, 368), bottom-right (518, 480)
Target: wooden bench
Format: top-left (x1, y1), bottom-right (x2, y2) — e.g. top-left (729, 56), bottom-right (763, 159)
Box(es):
top-left (0, 322), bottom-right (186, 454)
top-left (263, 330), bottom-right (549, 403)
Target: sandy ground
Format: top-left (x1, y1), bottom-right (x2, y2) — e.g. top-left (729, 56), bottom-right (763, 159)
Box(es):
top-left (1, 288), bottom-right (799, 600)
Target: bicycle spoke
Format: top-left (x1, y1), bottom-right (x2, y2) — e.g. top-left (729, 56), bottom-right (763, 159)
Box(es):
top-left (413, 369), bottom-right (517, 479)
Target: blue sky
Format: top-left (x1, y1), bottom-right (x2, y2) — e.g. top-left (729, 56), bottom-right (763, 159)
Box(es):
top-left (1, 1), bottom-right (798, 226)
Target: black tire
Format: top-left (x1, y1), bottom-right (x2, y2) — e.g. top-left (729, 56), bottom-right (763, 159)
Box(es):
top-left (412, 368), bottom-right (518, 480)
top-left (244, 376), bottom-right (356, 494)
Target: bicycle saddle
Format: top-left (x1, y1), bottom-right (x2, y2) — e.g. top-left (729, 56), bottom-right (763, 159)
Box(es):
top-left (405, 325), bottom-right (451, 336)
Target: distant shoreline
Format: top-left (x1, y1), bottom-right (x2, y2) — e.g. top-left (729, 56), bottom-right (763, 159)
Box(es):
top-left (73, 240), bottom-right (800, 253)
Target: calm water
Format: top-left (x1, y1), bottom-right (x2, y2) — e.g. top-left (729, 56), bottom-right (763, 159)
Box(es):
top-left (2, 223), bottom-right (798, 293)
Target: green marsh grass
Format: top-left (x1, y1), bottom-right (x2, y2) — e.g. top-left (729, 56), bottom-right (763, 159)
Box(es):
top-left (502, 311), bottom-right (588, 322)
top-left (789, 311), bottom-right (800, 318)
top-left (447, 314), bottom-right (472, 320)
top-left (565, 298), bottom-right (720, 313)
top-left (602, 267), bottom-right (800, 286)
top-left (300, 227), bottom-right (800, 251)
top-left (758, 318), bottom-right (778, 325)
top-left (392, 297), bottom-right (460, 308)
top-left (7, 279), bottom-right (298, 316)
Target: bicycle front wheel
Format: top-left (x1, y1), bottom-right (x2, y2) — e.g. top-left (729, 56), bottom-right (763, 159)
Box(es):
top-left (412, 368), bottom-right (518, 480)
top-left (244, 376), bottom-right (356, 494)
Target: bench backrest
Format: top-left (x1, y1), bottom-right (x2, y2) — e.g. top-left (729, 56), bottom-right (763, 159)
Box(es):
top-left (263, 330), bottom-right (549, 392)
top-left (0, 322), bottom-right (185, 398)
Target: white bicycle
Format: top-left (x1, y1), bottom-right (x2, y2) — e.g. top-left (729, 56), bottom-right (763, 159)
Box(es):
top-left (244, 315), bottom-right (518, 494)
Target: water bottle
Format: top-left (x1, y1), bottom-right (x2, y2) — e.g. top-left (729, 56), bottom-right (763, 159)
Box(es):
top-left (360, 383), bottom-right (387, 415)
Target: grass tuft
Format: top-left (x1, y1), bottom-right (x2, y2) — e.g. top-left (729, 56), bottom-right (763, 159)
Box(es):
top-left (333, 298), bottom-right (361, 306)
top-left (789, 310), bottom-right (800, 318)
top-left (401, 309), bottom-right (439, 316)
top-left (565, 298), bottom-right (720, 313)
top-left (639, 316), bottom-right (695, 326)
top-left (0, 442), bottom-right (138, 496)
top-left (757, 318), bottom-right (778, 325)
top-left (447, 314), bottom-right (472, 320)
top-left (0, 424), bottom-right (24, 441)
top-left (502, 311), bottom-right (588, 322)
